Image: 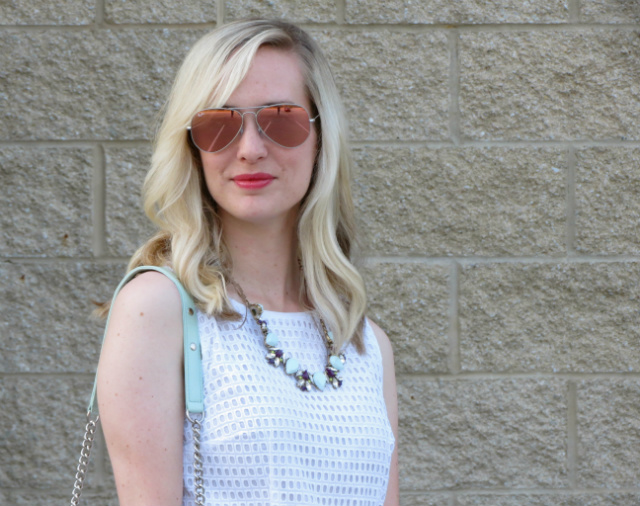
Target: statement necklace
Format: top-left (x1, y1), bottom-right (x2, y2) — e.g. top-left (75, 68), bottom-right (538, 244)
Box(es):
top-left (232, 281), bottom-right (346, 392)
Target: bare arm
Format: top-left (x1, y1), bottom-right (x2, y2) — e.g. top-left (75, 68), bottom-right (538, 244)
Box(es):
top-left (369, 319), bottom-right (400, 506)
top-left (97, 271), bottom-right (184, 506)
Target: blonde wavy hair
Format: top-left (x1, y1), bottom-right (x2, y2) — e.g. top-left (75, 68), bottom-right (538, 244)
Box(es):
top-left (123, 19), bottom-right (366, 351)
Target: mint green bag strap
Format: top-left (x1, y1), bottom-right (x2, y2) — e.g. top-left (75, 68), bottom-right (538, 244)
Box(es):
top-left (71, 266), bottom-right (206, 506)
top-left (87, 265), bottom-right (204, 415)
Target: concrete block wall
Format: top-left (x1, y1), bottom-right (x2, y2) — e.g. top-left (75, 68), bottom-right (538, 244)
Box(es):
top-left (1, 1), bottom-right (639, 505)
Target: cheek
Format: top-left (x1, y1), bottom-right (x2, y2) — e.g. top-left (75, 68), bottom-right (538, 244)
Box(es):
top-left (295, 144), bottom-right (317, 194)
top-left (200, 153), bottom-right (226, 189)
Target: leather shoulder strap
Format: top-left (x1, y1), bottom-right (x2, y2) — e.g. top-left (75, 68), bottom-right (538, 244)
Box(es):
top-left (88, 265), bottom-right (204, 415)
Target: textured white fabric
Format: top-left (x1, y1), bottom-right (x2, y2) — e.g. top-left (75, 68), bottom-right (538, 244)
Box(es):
top-left (182, 299), bottom-right (395, 506)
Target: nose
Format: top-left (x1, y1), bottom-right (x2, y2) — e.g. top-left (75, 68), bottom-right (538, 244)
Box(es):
top-left (236, 112), bottom-right (268, 162)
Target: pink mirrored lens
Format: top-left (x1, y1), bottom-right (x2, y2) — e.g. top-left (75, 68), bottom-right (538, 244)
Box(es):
top-left (190, 109), bottom-right (243, 152)
top-left (257, 105), bottom-right (312, 148)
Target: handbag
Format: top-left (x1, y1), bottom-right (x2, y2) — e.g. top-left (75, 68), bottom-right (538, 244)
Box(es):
top-left (69, 266), bottom-right (206, 506)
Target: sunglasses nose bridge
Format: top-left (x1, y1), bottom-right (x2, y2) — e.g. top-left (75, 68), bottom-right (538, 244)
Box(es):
top-left (238, 110), bottom-right (264, 137)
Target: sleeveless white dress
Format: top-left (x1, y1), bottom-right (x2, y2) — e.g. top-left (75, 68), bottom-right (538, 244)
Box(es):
top-left (182, 299), bottom-right (395, 506)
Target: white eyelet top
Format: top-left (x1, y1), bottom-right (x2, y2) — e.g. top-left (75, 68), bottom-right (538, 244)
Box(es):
top-left (182, 299), bottom-right (395, 506)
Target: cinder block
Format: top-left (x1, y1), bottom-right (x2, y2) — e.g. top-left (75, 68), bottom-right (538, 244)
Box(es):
top-left (460, 31), bottom-right (640, 140)
top-left (0, 147), bottom-right (93, 257)
top-left (0, 29), bottom-right (206, 141)
top-left (346, 0), bottom-right (569, 23)
top-left (2, 491), bottom-right (117, 506)
top-left (400, 493), bottom-right (450, 506)
top-left (578, 379), bottom-right (640, 487)
top-left (575, 147), bottom-right (640, 255)
top-left (226, 0), bottom-right (335, 23)
top-left (105, 146), bottom-right (157, 256)
top-left (0, 262), bottom-right (126, 373)
top-left (0, 0), bottom-right (94, 25)
top-left (353, 146), bottom-right (566, 256)
top-left (0, 376), bottom-right (104, 488)
top-left (363, 263), bottom-right (450, 374)
top-left (457, 493), bottom-right (640, 506)
top-left (311, 29), bottom-right (450, 141)
top-left (581, 0), bottom-right (640, 23)
top-left (459, 262), bottom-right (640, 373)
top-left (399, 378), bottom-right (568, 489)
top-left (105, 0), bottom-right (216, 23)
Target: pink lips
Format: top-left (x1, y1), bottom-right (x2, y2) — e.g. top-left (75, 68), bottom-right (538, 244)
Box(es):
top-left (232, 172), bottom-right (275, 189)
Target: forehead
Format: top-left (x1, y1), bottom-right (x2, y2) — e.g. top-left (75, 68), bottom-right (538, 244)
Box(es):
top-left (225, 47), bottom-right (309, 109)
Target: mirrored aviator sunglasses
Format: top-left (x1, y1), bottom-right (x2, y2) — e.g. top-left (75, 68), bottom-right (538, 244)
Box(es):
top-left (188, 103), bottom-right (318, 153)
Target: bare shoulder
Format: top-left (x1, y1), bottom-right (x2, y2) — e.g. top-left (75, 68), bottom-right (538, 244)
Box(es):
top-left (103, 270), bottom-right (183, 352)
top-left (367, 317), bottom-right (394, 360)
top-left (113, 270), bottom-right (182, 312)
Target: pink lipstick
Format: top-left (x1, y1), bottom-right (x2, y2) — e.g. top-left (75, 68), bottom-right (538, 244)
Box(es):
top-left (232, 173), bottom-right (274, 189)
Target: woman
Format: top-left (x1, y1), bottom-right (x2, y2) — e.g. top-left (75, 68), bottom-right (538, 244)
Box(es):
top-left (97, 19), bottom-right (399, 506)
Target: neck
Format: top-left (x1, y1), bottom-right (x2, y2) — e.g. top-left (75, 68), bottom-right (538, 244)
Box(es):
top-left (221, 212), bottom-right (304, 312)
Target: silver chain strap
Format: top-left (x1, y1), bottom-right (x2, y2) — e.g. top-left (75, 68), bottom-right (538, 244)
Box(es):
top-left (70, 412), bottom-right (100, 506)
top-left (187, 410), bottom-right (206, 506)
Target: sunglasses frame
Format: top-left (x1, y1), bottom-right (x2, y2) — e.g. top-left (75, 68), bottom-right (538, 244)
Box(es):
top-left (187, 103), bottom-right (319, 153)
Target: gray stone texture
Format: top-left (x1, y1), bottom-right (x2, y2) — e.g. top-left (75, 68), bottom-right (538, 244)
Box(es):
top-left (363, 262), bottom-right (450, 374)
top-left (346, 0), bottom-right (569, 24)
top-left (398, 378), bottom-right (568, 489)
top-left (0, 376), bottom-right (104, 488)
top-left (105, 145), bottom-right (157, 256)
top-left (105, 0), bottom-right (216, 24)
top-left (459, 30), bottom-right (640, 141)
top-left (312, 29), bottom-right (450, 141)
top-left (575, 147), bottom-right (640, 255)
top-left (0, 261), bottom-right (126, 373)
top-left (0, 0), bottom-right (95, 25)
top-left (353, 146), bottom-right (566, 256)
top-left (459, 262), bottom-right (640, 372)
top-left (577, 379), bottom-right (640, 487)
top-left (456, 493), bottom-right (640, 506)
top-left (581, 0), bottom-right (640, 23)
top-left (0, 147), bottom-right (93, 257)
top-left (226, 0), bottom-right (335, 23)
top-left (400, 493), bottom-right (451, 506)
top-left (1, 491), bottom-right (118, 506)
top-left (0, 29), bottom-right (206, 141)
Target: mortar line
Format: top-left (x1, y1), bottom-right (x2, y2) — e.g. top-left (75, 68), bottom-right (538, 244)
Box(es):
top-left (571, 0), bottom-right (581, 23)
top-left (3, 22), bottom-right (640, 32)
top-left (0, 257), bottom-right (130, 265)
top-left (566, 147), bottom-right (577, 255)
top-left (448, 262), bottom-right (461, 374)
top-left (0, 372), bottom-right (97, 379)
top-left (95, 0), bottom-right (105, 25)
top-left (92, 144), bottom-right (107, 258)
top-left (448, 30), bottom-right (461, 146)
top-left (94, 423), bottom-right (108, 485)
top-left (217, 0), bottom-right (225, 26)
top-left (3, 139), bottom-right (640, 149)
top-left (3, 371), bottom-right (640, 381)
top-left (402, 487), bottom-right (640, 495)
top-left (568, 381), bottom-right (578, 487)
top-left (362, 255), bottom-right (640, 265)
top-left (0, 140), bottom-right (151, 148)
top-left (5, 253), bottom-right (640, 265)
top-left (397, 372), bottom-right (640, 380)
top-left (336, 0), bottom-right (346, 24)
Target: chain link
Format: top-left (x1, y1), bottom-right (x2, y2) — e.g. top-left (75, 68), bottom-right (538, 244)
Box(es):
top-left (70, 411), bottom-right (205, 505)
top-left (70, 413), bottom-right (100, 506)
top-left (187, 411), bottom-right (206, 506)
